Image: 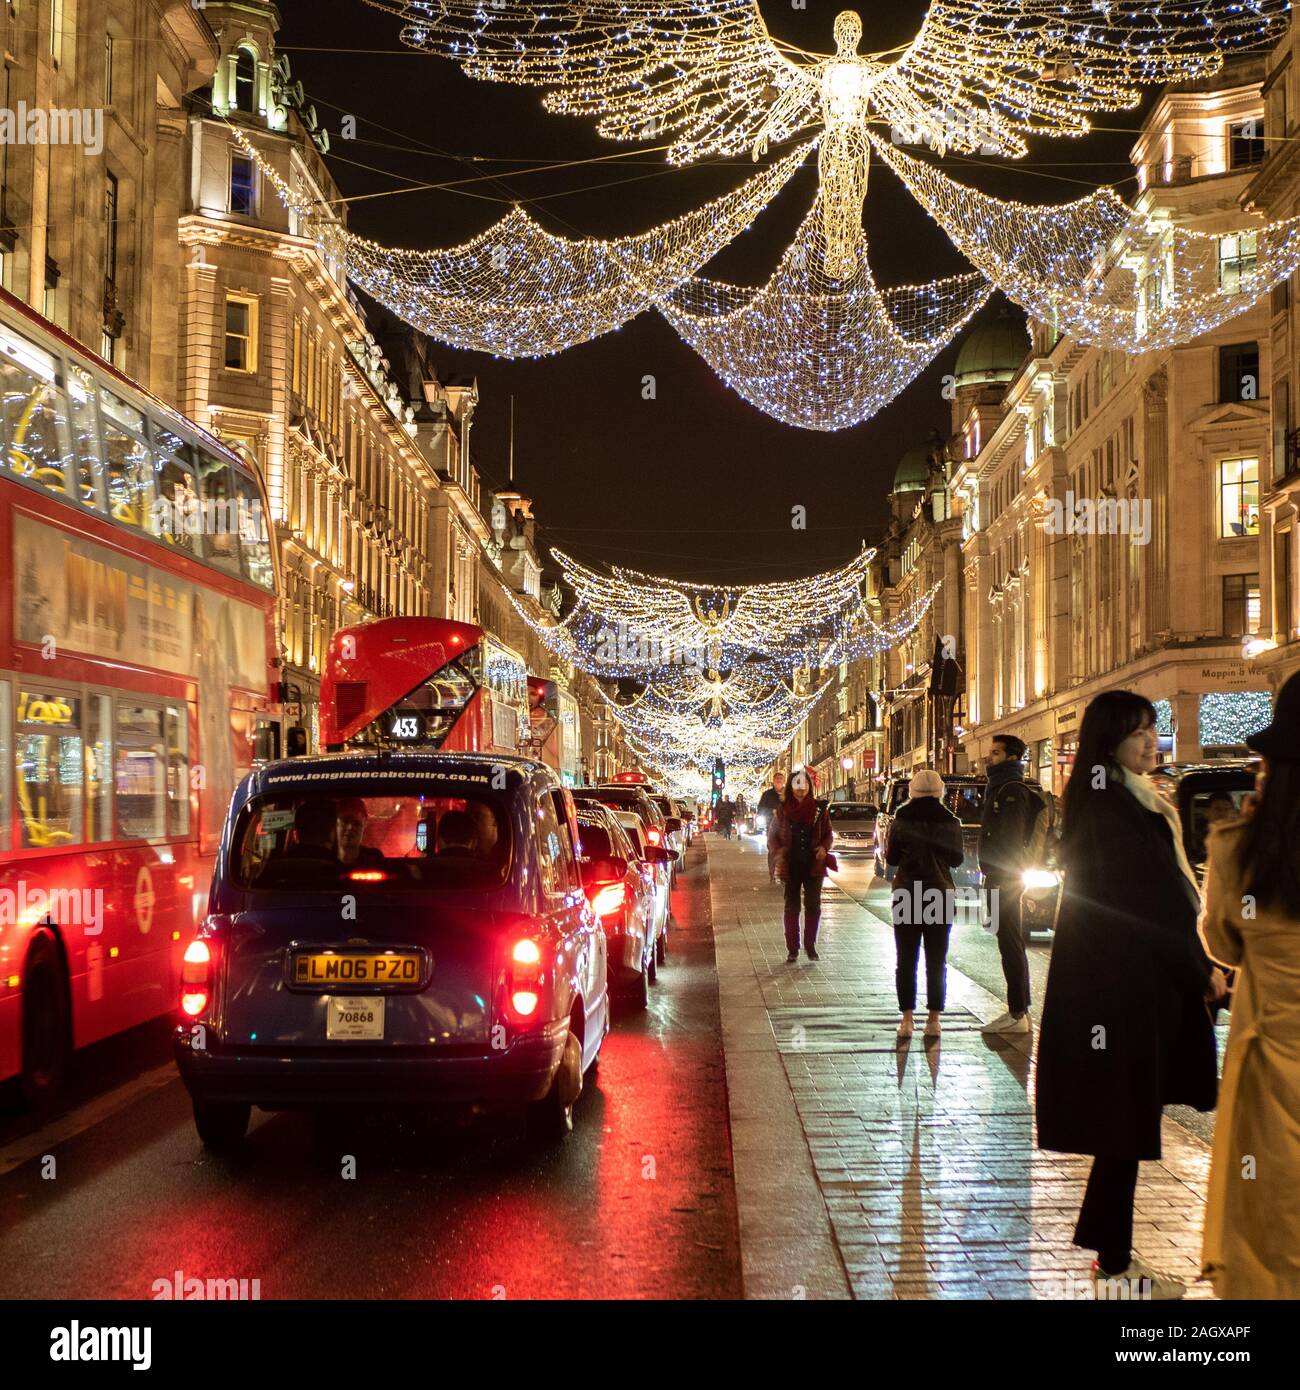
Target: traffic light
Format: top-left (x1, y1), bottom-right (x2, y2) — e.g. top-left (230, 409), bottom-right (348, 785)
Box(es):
top-left (711, 757), bottom-right (725, 806)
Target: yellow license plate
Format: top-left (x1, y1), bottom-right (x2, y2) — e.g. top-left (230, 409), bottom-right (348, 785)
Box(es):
top-left (293, 952), bottom-right (421, 987)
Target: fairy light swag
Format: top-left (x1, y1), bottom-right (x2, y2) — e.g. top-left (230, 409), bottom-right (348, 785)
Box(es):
top-left (874, 136), bottom-right (1300, 354)
top-left (230, 124), bottom-right (809, 359)
top-left (365, 1), bottom-right (1289, 277)
top-left (661, 188), bottom-right (990, 431)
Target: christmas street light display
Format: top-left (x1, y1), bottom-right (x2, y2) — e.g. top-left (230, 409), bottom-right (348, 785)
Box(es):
top-left (661, 187), bottom-right (990, 430)
top-left (542, 546), bottom-right (879, 676)
top-left (229, 124), bottom-right (809, 359)
top-left (366, 0), bottom-right (1288, 277)
top-left (873, 135), bottom-right (1300, 354)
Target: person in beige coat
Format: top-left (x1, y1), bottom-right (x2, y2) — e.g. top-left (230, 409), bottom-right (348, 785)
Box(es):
top-left (1199, 671), bottom-right (1300, 1300)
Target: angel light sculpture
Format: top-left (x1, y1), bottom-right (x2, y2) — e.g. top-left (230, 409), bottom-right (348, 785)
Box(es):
top-left (365, 1), bottom-right (1289, 278)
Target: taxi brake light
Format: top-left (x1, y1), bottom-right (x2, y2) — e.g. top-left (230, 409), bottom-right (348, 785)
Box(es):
top-left (645, 827), bottom-right (663, 846)
top-left (511, 990), bottom-right (539, 1017)
top-left (512, 938), bottom-right (541, 966)
top-left (349, 870), bottom-right (387, 883)
top-left (180, 939), bottom-right (213, 1018)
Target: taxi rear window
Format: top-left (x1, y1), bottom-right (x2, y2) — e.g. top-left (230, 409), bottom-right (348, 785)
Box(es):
top-left (232, 785), bottom-right (511, 892)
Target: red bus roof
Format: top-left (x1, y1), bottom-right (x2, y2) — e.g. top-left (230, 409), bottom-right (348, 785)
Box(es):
top-left (321, 616), bottom-right (485, 747)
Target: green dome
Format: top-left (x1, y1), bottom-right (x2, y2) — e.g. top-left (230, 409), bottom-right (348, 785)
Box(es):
top-left (893, 444), bottom-right (932, 493)
top-left (954, 315), bottom-right (1028, 388)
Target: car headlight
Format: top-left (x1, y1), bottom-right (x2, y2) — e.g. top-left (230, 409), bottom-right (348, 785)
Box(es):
top-left (1023, 867), bottom-right (1060, 890)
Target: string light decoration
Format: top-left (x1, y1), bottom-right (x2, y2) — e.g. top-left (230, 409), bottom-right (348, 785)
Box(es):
top-left (230, 125), bottom-right (809, 358)
top-left (532, 547), bottom-right (881, 677)
top-left (873, 135), bottom-right (1300, 353)
top-left (501, 547), bottom-right (937, 785)
top-left (661, 188), bottom-right (989, 430)
top-left (365, 1), bottom-right (1289, 276)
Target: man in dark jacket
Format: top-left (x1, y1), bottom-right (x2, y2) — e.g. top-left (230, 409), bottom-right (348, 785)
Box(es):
top-left (978, 734), bottom-right (1036, 1035)
top-left (757, 772), bottom-right (786, 880)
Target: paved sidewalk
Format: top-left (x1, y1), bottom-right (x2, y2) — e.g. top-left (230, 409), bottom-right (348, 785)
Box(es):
top-left (707, 836), bottom-right (1214, 1300)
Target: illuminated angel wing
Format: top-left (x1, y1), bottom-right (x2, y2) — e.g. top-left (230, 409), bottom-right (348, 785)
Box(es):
top-left (362, 1), bottom-right (822, 163)
top-left (876, 0), bottom-right (1290, 157)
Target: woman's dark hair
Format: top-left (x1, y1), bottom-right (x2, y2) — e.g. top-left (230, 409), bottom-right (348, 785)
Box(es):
top-left (1238, 759), bottom-right (1300, 916)
top-left (1059, 690), bottom-right (1157, 867)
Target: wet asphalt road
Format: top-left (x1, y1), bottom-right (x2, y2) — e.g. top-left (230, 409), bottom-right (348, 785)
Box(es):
top-left (0, 842), bottom-right (742, 1300)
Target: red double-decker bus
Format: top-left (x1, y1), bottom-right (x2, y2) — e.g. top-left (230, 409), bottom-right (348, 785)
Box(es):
top-left (0, 288), bottom-right (278, 1104)
top-left (321, 617), bottom-right (531, 756)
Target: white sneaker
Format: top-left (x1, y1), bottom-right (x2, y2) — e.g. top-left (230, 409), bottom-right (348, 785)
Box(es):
top-left (982, 1011), bottom-right (1030, 1034)
top-left (1093, 1257), bottom-right (1186, 1301)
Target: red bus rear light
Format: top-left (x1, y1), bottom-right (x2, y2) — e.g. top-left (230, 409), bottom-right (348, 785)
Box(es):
top-left (590, 882), bottom-right (626, 918)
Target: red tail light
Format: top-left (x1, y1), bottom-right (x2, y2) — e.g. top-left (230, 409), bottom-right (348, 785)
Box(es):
top-left (349, 869), bottom-right (387, 883)
top-left (180, 938), bottom-right (212, 1018)
top-left (645, 827), bottom-right (663, 846)
top-left (590, 882), bottom-right (626, 918)
top-left (505, 934), bottom-right (545, 1024)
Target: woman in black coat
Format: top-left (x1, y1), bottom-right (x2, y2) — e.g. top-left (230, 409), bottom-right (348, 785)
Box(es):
top-left (1036, 690), bottom-right (1226, 1299)
top-left (884, 768), bottom-right (964, 1043)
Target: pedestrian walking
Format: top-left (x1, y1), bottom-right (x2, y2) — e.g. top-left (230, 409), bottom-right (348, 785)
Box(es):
top-left (1036, 690), bottom-right (1225, 1300)
top-left (768, 768), bottom-right (833, 962)
top-left (757, 771), bottom-right (787, 881)
top-left (884, 768), bottom-right (963, 1043)
top-left (1200, 671), bottom-right (1300, 1299)
top-left (718, 796), bottom-right (735, 840)
top-left (977, 733), bottom-right (1046, 1036)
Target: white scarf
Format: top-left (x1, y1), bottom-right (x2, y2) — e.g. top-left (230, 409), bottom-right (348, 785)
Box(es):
top-left (1120, 770), bottom-right (1201, 899)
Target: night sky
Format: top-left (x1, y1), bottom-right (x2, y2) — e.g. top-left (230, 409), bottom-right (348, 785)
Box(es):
top-left (279, 1), bottom-right (1150, 583)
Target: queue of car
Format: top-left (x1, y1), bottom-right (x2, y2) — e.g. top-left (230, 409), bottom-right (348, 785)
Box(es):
top-left (173, 757), bottom-right (685, 1153)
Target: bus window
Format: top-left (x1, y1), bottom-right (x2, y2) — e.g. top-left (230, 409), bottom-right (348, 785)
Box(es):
top-left (115, 703), bottom-right (166, 839)
top-left (232, 466), bottom-right (274, 591)
top-left (0, 681), bottom-right (9, 852)
top-left (0, 344), bottom-right (73, 498)
top-left (15, 689), bottom-right (83, 849)
top-left (165, 705), bottom-right (190, 835)
top-left (197, 453), bottom-right (242, 578)
top-left (103, 418), bottom-right (153, 531)
top-left (154, 446), bottom-right (198, 555)
top-left (67, 367), bottom-right (105, 511)
top-left (86, 693), bottom-right (113, 841)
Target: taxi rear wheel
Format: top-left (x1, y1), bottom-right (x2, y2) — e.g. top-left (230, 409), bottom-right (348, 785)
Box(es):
top-left (193, 1100), bottom-right (251, 1153)
top-left (655, 929), bottom-right (667, 965)
top-left (527, 1027), bottom-right (582, 1141)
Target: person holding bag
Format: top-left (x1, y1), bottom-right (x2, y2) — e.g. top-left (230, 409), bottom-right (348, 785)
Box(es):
top-left (768, 768), bottom-right (834, 962)
top-left (1199, 671), bottom-right (1300, 1299)
top-left (1036, 689), bottom-right (1225, 1300)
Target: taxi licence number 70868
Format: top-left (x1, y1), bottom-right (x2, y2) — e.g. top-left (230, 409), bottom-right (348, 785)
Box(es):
top-left (293, 952), bottom-right (421, 986)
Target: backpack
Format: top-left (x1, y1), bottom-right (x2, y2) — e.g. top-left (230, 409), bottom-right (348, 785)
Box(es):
top-left (994, 780), bottom-right (1053, 868)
